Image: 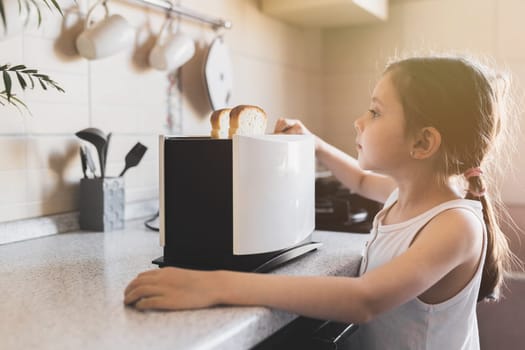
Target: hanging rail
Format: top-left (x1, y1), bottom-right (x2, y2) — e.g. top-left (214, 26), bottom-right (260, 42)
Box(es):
top-left (129, 0), bottom-right (232, 29)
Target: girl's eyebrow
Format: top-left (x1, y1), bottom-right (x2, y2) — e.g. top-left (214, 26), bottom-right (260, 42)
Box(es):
top-left (372, 96), bottom-right (384, 107)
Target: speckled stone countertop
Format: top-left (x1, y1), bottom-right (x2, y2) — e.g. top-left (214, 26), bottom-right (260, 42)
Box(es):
top-left (0, 219), bottom-right (368, 350)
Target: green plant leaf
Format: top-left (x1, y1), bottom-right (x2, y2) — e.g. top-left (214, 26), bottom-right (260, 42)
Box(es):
top-left (0, 0), bottom-right (6, 33)
top-left (43, 0), bottom-right (64, 16)
top-left (0, 91), bottom-right (30, 114)
top-left (39, 0), bottom-right (50, 11)
top-left (38, 78), bottom-right (47, 90)
top-left (54, 83), bottom-right (64, 93)
top-left (0, 92), bottom-right (8, 105)
top-left (9, 93), bottom-right (30, 114)
top-left (9, 64), bottom-right (26, 71)
top-left (25, 0), bottom-right (35, 26)
top-left (27, 74), bottom-right (35, 89)
top-left (49, 0), bottom-right (62, 16)
top-left (16, 72), bottom-right (27, 90)
top-left (3, 70), bottom-right (12, 101)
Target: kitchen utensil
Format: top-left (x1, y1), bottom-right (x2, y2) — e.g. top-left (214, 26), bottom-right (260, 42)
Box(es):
top-left (154, 134), bottom-right (320, 271)
top-left (103, 132), bottom-right (112, 175)
top-left (148, 14), bottom-right (195, 71)
top-left (75, 127), bottom-right (108, 178)
top-left (79, 146), bottom-right (88, 179)
top-left (119, 142), bottom-right (147, 177)
top-left (84, 144), bottom-right (98, 178)
top-left (75, 0), bottom-right (134, 60)
top-left (79, 177), bottom-right (125, 232)
top-left (203, 36), bottom-right (233, 110)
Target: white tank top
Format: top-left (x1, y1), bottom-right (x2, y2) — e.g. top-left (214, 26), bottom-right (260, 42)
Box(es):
top-left (358, 190), bottom-right (486, 350)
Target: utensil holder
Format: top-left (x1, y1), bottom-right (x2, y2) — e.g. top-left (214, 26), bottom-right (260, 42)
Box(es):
top-left (79, 177), bottom-right (125, 232)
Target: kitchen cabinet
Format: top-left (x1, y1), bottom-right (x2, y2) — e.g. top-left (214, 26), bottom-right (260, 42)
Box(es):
top-left (260, 0), bottom-right (388, 27)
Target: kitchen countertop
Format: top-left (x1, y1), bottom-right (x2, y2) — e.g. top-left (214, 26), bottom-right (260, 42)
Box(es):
top-left (0, 219), bottom-right (368, 350)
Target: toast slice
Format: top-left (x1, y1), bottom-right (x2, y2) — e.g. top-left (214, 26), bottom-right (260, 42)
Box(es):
top-left (210, 108), bottom-right (232, 139)
top-left (228, 105), bottom-right (267, 138)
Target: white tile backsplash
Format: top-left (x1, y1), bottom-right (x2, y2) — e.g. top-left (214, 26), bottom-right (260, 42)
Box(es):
top-left (23, 35), bottom-right (89, 75)
top-left (0, 35), bottom-right (24, 62)
top-left (0, 170), bottom-right (27, 205)
top-left (24, 71), bottom-right (88, 104)
top-left (0, 138), bottom-right (26, 170)
top-left (25, 136), bottom-right (79, 171)
top-left (24, 102), bottom-right (90, 134)
top-left (0, 110), bottom-right (26, 134)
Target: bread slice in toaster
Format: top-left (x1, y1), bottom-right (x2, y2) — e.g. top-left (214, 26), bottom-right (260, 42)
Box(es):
top-left (210, 105), bottom-right (267, 139)
top-left (228, 105), bottom-right (267, 138)
top-left (210, 108), bottom-right (232, 139)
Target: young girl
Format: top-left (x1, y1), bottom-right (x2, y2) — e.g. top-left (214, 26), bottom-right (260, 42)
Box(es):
top-left (124, 55), bottom-right (517, 349)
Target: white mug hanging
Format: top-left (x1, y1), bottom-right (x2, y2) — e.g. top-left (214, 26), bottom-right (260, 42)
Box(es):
top-left (148, 12), bottom-right (195, 71)
top-left (75, 0), bottom-right (134, 60)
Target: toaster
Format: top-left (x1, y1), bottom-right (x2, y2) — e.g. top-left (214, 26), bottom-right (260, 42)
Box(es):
top-left (153, 134), bottom-right (321, 272)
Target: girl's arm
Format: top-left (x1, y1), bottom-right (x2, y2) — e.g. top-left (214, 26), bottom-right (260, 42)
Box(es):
top-left (315, 138), bottom-right (396, 203)
top-left (274, 118), bottom-right (396, 203)
top-left (124, 208), bottom-right (483, 323)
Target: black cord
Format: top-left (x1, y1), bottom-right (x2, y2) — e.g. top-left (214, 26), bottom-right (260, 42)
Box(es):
top-left (144, 210), bottom-right (160, 231)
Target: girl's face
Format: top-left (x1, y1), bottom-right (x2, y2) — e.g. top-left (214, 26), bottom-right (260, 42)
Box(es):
top-left (354, 72), bottom-right (413, 173)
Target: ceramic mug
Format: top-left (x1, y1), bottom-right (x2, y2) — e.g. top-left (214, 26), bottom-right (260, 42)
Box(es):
top-left (148, 17), bottom-right (195, 71)
top-left (0, 0), bottom-right (29, 41)
top-left (76, 0), bottom-right (134, 60)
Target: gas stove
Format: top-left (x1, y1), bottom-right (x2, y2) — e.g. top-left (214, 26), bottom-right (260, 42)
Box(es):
top-left (315, 177), bottom-right (381, 233)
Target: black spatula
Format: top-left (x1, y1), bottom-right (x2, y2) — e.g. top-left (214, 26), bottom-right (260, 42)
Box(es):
top-left (119, 142), bottom-right (147, 177)
top-left (75, 128), bottom-right (108, 178)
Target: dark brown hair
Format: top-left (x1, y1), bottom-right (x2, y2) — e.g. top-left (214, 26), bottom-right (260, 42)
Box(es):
top-left (384, 56), bottom-right (518, 302)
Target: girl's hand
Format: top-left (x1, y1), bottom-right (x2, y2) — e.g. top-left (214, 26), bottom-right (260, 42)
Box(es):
top-left (124, 267), bottom-right (219, 311)
top-left (274, 117), bottom-right (312, 135)
top-left (274, 118), bottom-right (324, 152)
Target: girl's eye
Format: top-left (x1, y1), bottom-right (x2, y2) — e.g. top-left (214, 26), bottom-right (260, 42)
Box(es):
top-left (368, 109), bottom-right (380, 118)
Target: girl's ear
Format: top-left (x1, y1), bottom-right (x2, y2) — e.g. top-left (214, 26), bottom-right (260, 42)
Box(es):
top-left (410, 127), bottom-right (442, 159)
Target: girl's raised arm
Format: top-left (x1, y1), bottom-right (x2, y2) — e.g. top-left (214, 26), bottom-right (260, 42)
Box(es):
top-left (274, 118), bottom-right (396, 203)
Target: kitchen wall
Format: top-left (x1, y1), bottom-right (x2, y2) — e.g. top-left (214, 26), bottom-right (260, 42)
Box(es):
top-left (322, 0), bottom-right (525, 259)
top-left (2, 0), bottom-right (525, 252)
top-left (0, 0), bottom-right (323, 224)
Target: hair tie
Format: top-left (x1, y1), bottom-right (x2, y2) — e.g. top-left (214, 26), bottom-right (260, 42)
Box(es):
top-left (464, 167), bottom-right (486, 197)
top-left (468, 188), bottom-right (486, 197)
top-left (464, 167), bottom-right (483, 179)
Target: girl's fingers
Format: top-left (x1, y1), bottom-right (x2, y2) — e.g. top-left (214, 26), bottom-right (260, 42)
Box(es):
top-left (274, 118), bottom-right (297, 133)
top-left (124, 284), bottom-right (164, 305)
top-left (137, 269), bottom-right (162, 278)
top-left (273, 118), bottom-right (286, 133)
top-left (124, 275), bottom-right (157, 295)
top-left (134, 296), bottom-right (172, 311)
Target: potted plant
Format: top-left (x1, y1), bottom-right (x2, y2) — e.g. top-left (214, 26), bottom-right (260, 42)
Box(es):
top-left (0, 0), bottom-right (65, 111)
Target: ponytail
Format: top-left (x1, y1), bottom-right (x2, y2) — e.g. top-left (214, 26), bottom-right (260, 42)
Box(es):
top-left (465, 173), bottom-right (513, 302)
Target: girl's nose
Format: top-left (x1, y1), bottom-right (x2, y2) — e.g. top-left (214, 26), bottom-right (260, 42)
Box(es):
top-left (354, 114), bottom-right (364, 133)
